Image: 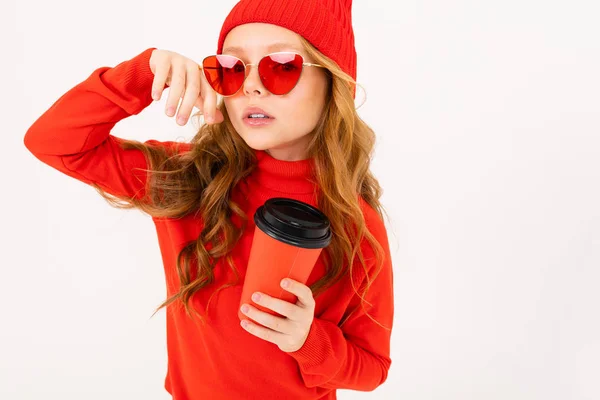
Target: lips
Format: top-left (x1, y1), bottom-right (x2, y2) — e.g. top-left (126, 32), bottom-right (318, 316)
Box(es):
top-left (244, 106), bottom-right (274, 119)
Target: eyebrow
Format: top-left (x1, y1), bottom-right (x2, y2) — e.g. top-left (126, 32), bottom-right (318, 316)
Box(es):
top-left (222, 42), bottom-right (304, 55)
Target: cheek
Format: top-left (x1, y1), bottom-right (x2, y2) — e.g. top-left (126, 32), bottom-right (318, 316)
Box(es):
top-left (223, 99), bottom-right (236, 119)
top-left (286, 86), bottom-right (326, 127)
top-left (285, 104), bottom-right (321, 130)
top-left (223, 99), bottom-right (244, 128)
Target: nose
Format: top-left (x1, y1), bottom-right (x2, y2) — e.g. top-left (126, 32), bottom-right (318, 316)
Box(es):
top-left (243, 64), bottom-right (266, 96)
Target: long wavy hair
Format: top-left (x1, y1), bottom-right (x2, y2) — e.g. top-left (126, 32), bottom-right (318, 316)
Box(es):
top-left (94, 36), bottom-right (391, 330)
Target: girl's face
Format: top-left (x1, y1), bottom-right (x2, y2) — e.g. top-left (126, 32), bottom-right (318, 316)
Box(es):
top-left (222, 23), bottom-right (329, 161)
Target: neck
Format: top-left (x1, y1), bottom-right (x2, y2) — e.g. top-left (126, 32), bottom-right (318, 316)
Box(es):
top-left (251, 149), bottom-right (316, 194)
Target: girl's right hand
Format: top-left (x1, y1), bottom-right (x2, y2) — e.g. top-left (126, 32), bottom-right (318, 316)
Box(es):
top-left (149, 49), bottom-right (224, 126)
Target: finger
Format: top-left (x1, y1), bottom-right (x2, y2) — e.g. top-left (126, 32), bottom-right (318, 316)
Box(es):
top-left (194, 95), bottom-right (204, 114)
top-left (151, 57), bottom-right (170, 101)
top-left (240, 319), bottom-right (286, 345)
top-left (175, 63), bottom-right (202, 125)
top-left (200, 70), bottom-right (218, 124)
top-left (165, 60), bottom-right (186, 118)
top-left (197, 65), bottom-right (225, 124)
top-left (213, 107), bottom-right (225, 123)
top-left (251, 292), bottom-right (300, 320)
top-left (281, 279), bottom-right (315, 309)
top-left (240, 304), bottom-right (291, 334)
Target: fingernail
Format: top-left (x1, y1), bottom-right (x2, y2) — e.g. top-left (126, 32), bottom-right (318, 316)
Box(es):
top-left (177, 116), bottom-right (186, 125)
top-left (152, 91), bottom-right (160, 100)
top-left (252, 293), bottom-right (261, 302)
top-left (167, 107), bottom-right (175, 116)
top-left (241, 305), bottom-right (249, 313)
top-left (281, 279), bottom-right (289, 288)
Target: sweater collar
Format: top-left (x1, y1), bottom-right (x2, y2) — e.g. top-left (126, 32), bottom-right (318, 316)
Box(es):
top-left (252, 149), bottom-right (317, 195)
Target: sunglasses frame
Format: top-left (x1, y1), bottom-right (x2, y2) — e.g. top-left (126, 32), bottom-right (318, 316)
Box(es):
top-left (198, 51), bottom-right (326, 97)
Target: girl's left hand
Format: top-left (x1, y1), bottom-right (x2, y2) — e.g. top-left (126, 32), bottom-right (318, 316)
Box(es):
top-left (240, 278), bottom-right (315, 353)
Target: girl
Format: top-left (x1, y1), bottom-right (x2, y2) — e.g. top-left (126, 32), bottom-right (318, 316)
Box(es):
top-left (24, 1), bottom-right (395, 399)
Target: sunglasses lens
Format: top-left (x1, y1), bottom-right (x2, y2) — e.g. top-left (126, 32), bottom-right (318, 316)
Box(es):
top-left (258, 53), bottom-right (304, 95)
top-left (202, 55), bottom-right (245, 96)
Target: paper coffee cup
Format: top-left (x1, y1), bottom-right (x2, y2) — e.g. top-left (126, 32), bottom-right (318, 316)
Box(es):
top-left (238, 197), bottom-right (331, 322)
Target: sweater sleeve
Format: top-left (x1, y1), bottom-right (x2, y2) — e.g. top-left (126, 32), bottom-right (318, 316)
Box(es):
top-left (24, 47), bottom-right (167, 200)
top-left (286, 210), bottom-right (395, 391)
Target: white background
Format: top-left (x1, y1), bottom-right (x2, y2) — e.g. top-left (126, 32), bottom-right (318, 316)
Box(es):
top-left (2, 0), bottom-right (599, 399)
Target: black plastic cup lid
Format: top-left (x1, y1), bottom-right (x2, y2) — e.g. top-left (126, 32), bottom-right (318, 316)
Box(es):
top-left (254, 198), bottom-right (332, 249)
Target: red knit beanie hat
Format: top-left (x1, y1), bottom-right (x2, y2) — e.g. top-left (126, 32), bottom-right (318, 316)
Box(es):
top-left (216, 0), bottom-right (357, 98)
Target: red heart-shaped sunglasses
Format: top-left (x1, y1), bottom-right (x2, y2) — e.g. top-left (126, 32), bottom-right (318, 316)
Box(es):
top-left (198, 52), bottom-right (326, 97)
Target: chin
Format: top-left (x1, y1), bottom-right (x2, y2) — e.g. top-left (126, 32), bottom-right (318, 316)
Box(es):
top-left (238, 130), bottom-right (280, 150)
top-left (244, 143), bottom-right (271, 151)
top-left (239, 136), bottom-right (275, 151)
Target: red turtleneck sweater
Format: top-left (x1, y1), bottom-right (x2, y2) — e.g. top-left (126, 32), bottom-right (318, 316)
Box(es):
top-left (24, 47), bottom-right (394, 400)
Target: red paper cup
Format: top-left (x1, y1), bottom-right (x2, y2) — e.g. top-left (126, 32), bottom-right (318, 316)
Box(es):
top-left (239, 198), bottom-right (331, 323)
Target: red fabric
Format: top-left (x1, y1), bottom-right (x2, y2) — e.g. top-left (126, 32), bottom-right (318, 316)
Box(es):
top-left (216, 0), bottom-right (358, 98)
top-left (24, 48), bottom-right (394, 400)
